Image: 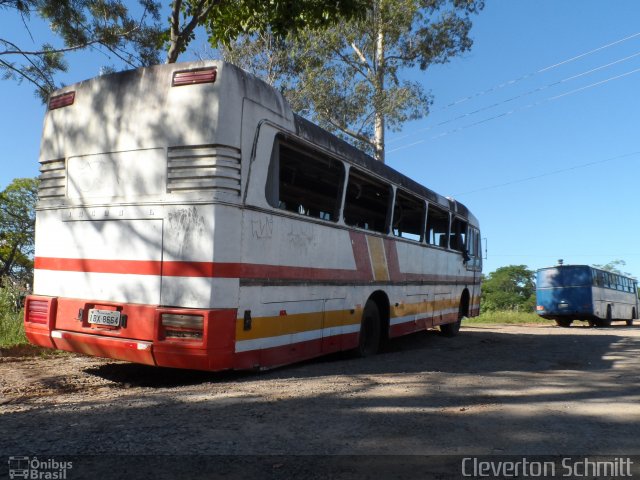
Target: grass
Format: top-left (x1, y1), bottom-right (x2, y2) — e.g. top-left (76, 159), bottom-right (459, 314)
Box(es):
top-left (0, 308), bottom-right (27, 347)
top-left (0, 284), bottom-right (28, 348)
top-left (466, 310), bottom-right (549, 325)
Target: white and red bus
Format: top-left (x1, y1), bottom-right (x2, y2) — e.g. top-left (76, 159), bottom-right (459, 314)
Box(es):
top-left (25, 61), bottom-right (482, 371)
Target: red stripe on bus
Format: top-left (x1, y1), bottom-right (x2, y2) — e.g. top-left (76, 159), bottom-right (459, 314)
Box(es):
top-left (348, 231), bottom-right (374, 281)
top-left (35, 255), bottom-right (478, 284)
top-left (34, 257), bottom-right (162, 275)
top-left (34, 257), bottom-right (367, 281)
top-left (383, 238), bottom-right (402, 282)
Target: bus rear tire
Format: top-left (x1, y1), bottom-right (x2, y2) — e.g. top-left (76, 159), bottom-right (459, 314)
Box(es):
top-left (597, 306), bottom-right (612, 328)
top-left (356, 300), bottom-right (381, 357)
top-left (555, 319), bottom-right (572, 328)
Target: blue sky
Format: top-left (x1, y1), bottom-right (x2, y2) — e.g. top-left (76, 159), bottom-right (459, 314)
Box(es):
top-left (2, 0), bottom-right (640, 278)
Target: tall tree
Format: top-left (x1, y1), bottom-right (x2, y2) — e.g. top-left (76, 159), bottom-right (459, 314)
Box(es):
top-left (481, 265), bottom-right (536, 312)
top-left (1, 0), bottom-right (163, 101)
top-left (166, 0), bottom-right (366, 63)
top-left (221, 0), bottom-right (483, 161)
top-left (0, 178), bottom-right (38, 284)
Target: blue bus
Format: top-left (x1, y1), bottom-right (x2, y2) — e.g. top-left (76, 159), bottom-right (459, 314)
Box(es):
top-left (536, 264), bottom-right (639, 327)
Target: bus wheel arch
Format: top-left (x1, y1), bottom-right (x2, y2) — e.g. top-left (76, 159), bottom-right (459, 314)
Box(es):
top-left (440, 289), bottom-right (469, 337)
top-left (356, 291), bottom-right (389, 357)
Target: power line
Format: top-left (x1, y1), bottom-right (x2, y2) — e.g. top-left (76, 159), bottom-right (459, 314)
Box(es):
top-left (451, 150), bottom-right (640, 197)
top-left (437, 30), bottom-right (640, 111)
top-left (388, 66), bottom-right (640, 154)
top-left (388, 50), bottom-right (640, 145)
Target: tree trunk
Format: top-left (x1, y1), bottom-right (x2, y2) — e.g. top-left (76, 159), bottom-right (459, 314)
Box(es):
top-left (166, 0), bottom-right (184, 63)
top-left (373, 1), bottom-right (385, 163)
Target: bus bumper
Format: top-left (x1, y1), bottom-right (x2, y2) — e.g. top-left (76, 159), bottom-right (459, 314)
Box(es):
top-left (24, 295), bottom-right (237, 371)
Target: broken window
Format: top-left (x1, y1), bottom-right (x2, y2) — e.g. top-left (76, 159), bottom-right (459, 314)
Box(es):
top-left (392, 189), bottom-right (425, 242)
top-left (450, 217), bottom-right (468, 252)
top-left (426, 204), bottom-right (449, 248)
top-left (265, 138), bottom-right (345, 222)
top-left (343, 169), bottom-right (391, 233)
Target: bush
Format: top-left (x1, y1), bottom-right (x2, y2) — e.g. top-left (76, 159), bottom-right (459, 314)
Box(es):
top-left (0, 280), bottom-right (28, 347)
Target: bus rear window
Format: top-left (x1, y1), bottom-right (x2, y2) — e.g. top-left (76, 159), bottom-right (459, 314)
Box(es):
top-left (538, 267), bottom-right (592, 287)
top-left (343, 169), bottom-right (391, 233)
top-left (266, 139), bottom-right (344, 221)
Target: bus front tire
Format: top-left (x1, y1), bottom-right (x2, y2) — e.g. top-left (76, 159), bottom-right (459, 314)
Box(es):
top-left (441, 309), bottom-right (464, 337)
top-left (555, 319), bottom-right (572, 328)
top-left (356, 300), bottom-right (381, 357)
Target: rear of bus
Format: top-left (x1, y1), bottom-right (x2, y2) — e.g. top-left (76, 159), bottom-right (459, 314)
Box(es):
top-left (535, 265), bottom-right (594, 326)
top-left (24, 61), bottom-right (284, 370)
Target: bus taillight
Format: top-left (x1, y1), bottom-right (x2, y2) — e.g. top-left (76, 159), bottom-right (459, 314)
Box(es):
top-left (26, 299), bottom-right (50, 324)
top-left (172, 68), bottom-right (217, 87)
top-left (161, 314), bottom-right (204, 340)
top-left (48, 91), bottom-right (75, 110)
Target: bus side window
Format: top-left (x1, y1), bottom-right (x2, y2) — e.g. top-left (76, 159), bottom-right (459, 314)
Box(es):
top-left (392, 190), bottom-right (425, 242)
top-left (426, 204), bottom-right (449, 248)
top-left (467, 228), bottom-right (476, 257)
top-left (450, 217), bottom-right (468, 252)
top-left (343, 169), bottom-right (391, 233)
top-left (265, 137), bottom-right (345, 222)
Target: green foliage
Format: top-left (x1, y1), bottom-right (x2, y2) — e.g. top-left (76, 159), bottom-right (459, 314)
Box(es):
top-left (219, 0), bottom-right (484, 160)
top-left (0, 177), bottom-right (39, 284)
top-left (465, 310), bottom-right (546, 325)
top-left (1, 0), bottom-right (163, 101)
top-left (0, 280), bottom-right (27, 347)
top-left (166, 0), bottom-right (366, 63)
top-left (592, 259), bottom-right (632, 277)
top-left (204, 0), bottom-right (367, 46)
top-left (481, 265), bottom-right (536, 312)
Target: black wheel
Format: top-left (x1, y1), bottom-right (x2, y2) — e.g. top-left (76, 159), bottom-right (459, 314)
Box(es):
top-left (597, 305), bottom-right (612, 328)
top-left (356, 300), bottom-right (381, 357)
top-left (628, 309), bottom-right (636, 326)
top-left (555, 319), bottom-right (572, 328)
top-left (441, 302), bottom-right (466, 337)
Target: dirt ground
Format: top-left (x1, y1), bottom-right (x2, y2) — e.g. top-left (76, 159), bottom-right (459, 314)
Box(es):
top-left (2, 323), bottom-right (640, 477)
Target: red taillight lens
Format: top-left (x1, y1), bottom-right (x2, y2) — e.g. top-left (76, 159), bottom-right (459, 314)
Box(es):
top-left (48, 91), bottom-right (75, 110)
top-left (161, 314), bottom-right (204, 339)
top-left (536, 306), bottom-right (545, 311)
top-left (172, 68), bottom-right (217, 87)
top-left (26, 299), bottom-right (49, 324)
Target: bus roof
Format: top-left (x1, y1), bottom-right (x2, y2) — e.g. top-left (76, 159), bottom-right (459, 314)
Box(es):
top-left (537, 264), bottom-right (637, 281)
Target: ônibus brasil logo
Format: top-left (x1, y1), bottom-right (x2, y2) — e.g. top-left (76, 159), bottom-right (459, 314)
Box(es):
top-left (8, 456), bottom-right (73, 479)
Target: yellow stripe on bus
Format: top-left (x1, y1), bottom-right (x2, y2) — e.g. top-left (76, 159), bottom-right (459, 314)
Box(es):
top-left (236, 309), bottom-right (360, 341)
top-left (236, 296), bottom-right (481, 343)
top-left (366, 236), bottom-right (390, 281)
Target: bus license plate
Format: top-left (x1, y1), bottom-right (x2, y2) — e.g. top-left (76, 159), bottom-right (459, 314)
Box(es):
top-left (88, 309), bottom-right (121, 327)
